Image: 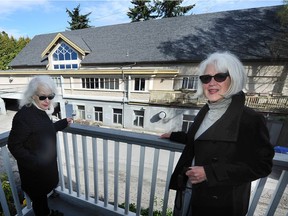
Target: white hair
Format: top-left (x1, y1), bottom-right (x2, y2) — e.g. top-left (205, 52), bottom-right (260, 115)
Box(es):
top-left (19, 75), bottom-right (57, 108)
top-left (196, 51), bottom-right (247, 98)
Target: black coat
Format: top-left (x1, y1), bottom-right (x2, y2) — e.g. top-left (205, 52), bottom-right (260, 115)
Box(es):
top-left (169, 92), bottom-right (274, 216)
top-left (8, 105), bottom-right (68, 197)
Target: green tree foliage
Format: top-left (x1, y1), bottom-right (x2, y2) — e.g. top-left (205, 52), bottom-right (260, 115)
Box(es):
top-left (271, 1), bottom-right (288, 58)
top-left (127, 0), bottom-right (157, 22)
top-left (0, 31), bottom-right (30, 70)
top-left (278, 0), bottom-right (288, 26)
top-left (127, 0), bottom-right (195, 22)
top-left (66, 4), bottom-right (92, 30)
top-left (154, 0), bottom-right (195, 18)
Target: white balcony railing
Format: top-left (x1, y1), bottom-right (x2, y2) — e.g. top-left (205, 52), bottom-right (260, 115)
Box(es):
top-left (0, 124), bottom-right (288, 216)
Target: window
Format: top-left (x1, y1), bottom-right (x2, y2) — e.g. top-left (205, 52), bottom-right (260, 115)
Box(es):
top-left (82, 78), bottom-right (119, 90)
top-left (113, 108), bottom-right (122, 125)
top-left (182, 76), bottom-right (198, 90)
top-left (182, 114), bottom-right (195, 132)
top-left (134, 78), bottom-right (145, 91)
top-left (133, 110), bottom-right (144, 127)
top-left (77, 105), bottom-right (85, 119)
top-left (94, 107), bottom-right (103, 122)
top-left (52, 42), bottom-right (79, 70)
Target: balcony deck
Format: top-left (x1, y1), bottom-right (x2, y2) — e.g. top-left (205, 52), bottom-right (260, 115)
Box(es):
top-left (25, 193), bottom-right (102, 216)
top-left (1, 124), bottom-right (288, 216)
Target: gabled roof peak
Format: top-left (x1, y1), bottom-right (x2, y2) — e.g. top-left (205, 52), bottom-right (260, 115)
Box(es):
top-left (41, 33), bottom-right (90, 58)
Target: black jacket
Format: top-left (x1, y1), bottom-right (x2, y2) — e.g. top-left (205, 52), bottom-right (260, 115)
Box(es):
top-left (8, 105), bottom-right (68, 196)
top-left (169, 92), bottom-right (274, 216)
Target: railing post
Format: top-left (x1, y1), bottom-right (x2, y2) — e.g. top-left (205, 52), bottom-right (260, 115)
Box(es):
top-left (148, 148), bottom-right (160, 216)
top-left (247, 177), bottom-right (268, 216)
top-left (2, 146), bottom-right (23, 216)
top-left (265, 170), bottom-right (288, 216)
top-left (0, 177), bottom-right (10, 216)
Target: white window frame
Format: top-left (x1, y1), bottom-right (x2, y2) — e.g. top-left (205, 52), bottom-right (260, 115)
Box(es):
top-left (113, 108), bottom-right (123, 125)
top-left (133, 110), bottom-right (144, 127)
top-left (134, 78), bottom-right (146, 91)
top-left (82, 78), bottom-right (120, 90)
top-left (94, 107), bottom-right (103, 122)
top-left (182, 114), bottom-right (195, 132)
top-left (182, 76), bottom-right (198, 90)
top-left (77, 105), bottom-right (85, 119)
top-left (51, 42), bottom-right (80, 70)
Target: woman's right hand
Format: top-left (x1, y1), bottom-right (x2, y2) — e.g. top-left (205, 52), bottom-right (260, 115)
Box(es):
top-left (160, 133), bottom-right (171, 139)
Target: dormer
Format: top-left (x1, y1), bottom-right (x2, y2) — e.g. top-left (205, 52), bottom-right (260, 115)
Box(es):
top-left (41, 33), bottom-right (90, 70)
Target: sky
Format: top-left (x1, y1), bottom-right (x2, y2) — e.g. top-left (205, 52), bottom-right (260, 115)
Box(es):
top-left (0, 0), bottom-right (284, 39)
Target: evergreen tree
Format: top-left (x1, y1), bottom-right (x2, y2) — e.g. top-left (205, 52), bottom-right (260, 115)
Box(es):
top-left (127, 0), bottom-right (157, 22)
top-left (155, 0), bottom-right (195, 18)
top-left (66, 4), bottom-right (92, 30)
top-left (127, 0), bottom-right (195, 22)
top-left (0, 31), bottom-right (30, 70)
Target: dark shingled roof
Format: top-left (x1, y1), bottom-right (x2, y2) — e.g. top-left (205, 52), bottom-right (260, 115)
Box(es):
top-left (9, 5), bottom-right (287, 68)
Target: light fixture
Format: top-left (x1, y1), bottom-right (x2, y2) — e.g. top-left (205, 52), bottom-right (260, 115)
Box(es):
top-left (158, 111), bottom-right (166, 119)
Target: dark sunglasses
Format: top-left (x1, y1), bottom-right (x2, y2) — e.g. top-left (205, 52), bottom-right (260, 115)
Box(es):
top-left (199, 72), bottom-right (230, 84)
top-left (37, 94), bottom-right (55, 101)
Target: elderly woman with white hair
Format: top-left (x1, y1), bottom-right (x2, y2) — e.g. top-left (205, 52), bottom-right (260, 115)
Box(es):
top-left (161, 51), bottom-right (274, 216)
top-left (8, 75), bottom-right (73, 216)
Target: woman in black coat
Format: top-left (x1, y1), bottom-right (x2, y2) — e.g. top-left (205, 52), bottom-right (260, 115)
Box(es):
top-left (8, 75), bottom-right (73, 216)
top-left (161, 51), bottom-right (274, 216)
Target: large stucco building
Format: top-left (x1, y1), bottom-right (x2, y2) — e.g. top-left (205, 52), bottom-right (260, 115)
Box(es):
top-left (0, 5), bottom-right (287, 134)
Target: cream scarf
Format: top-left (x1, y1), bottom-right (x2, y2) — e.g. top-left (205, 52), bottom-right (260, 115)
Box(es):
top-left (194, 97), bottom-right (232, 140)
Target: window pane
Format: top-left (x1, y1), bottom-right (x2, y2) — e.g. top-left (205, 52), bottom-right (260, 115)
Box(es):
top-left (65, 53), bottom-right (71, 60)
top-left (140, 78), bottom-right (145, 91)
top-left (59, 53), bottom-right (64, 61)
top-left (105, 78), bottom-right (109, 89)
top-left (135, 78), bottom-right (140, 90)
top-left (90, 78), bottom-right (94, 89)
top-left (82, 78), bottom-right (85, 88)
top-left (95, 78), bottom-right (99, 88)
top-left (115, 79), bottom-right (119, 89)
top-left (110, 79), bottom-right (115, 89)
top-left (72, 52), bottom-right (77, 60)
top-left (53, 53), bottom-right (58, 61)
top-left (100, 78), bottom-right (104, 89)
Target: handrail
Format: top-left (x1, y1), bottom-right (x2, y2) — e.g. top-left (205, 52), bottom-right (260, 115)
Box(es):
top-left (0, 125), bottom-right (287, 216)
top-left (63, 124), bottom-right (184, 152)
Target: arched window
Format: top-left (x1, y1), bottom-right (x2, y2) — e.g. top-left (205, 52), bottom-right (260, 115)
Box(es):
top-left (52, 42), bottom-right (79, 70)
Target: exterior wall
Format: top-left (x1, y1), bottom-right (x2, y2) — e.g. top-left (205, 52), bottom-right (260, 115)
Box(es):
top-left (245, 63), bottom-right (288, 95)
top-left (0, 76), bottom-right (31, 93)
top-left (1, 60), bottom-right (287, 134)
top-left (66, 98), bottom-right (199, 134)
top-left (149, 76), bottom-right (175, 90)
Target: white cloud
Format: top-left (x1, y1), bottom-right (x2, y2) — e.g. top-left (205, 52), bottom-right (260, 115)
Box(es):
top-left (0, 0), bottom-right (50, 17)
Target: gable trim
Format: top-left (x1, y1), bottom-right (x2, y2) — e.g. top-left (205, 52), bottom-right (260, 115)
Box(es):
top-left (41, 33), bottom-right (87, 58)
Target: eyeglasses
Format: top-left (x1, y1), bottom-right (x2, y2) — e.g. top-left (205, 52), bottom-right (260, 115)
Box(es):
top-left (199, 72), bottom-right (230, 84)
top-left (37, 94), bottom-right (55, 101)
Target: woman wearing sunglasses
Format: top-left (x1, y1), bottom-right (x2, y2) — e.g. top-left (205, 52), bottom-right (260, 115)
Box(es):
top-left (161, 51), bottom-right (274, 216)
top-left (8, 75), bottom-right (73, 216)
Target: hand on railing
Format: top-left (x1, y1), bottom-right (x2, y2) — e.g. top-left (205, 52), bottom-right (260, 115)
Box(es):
top-left (66, 117), bottom-right (73, 126)
top-left (160, 133), bottom-right (171, 139)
